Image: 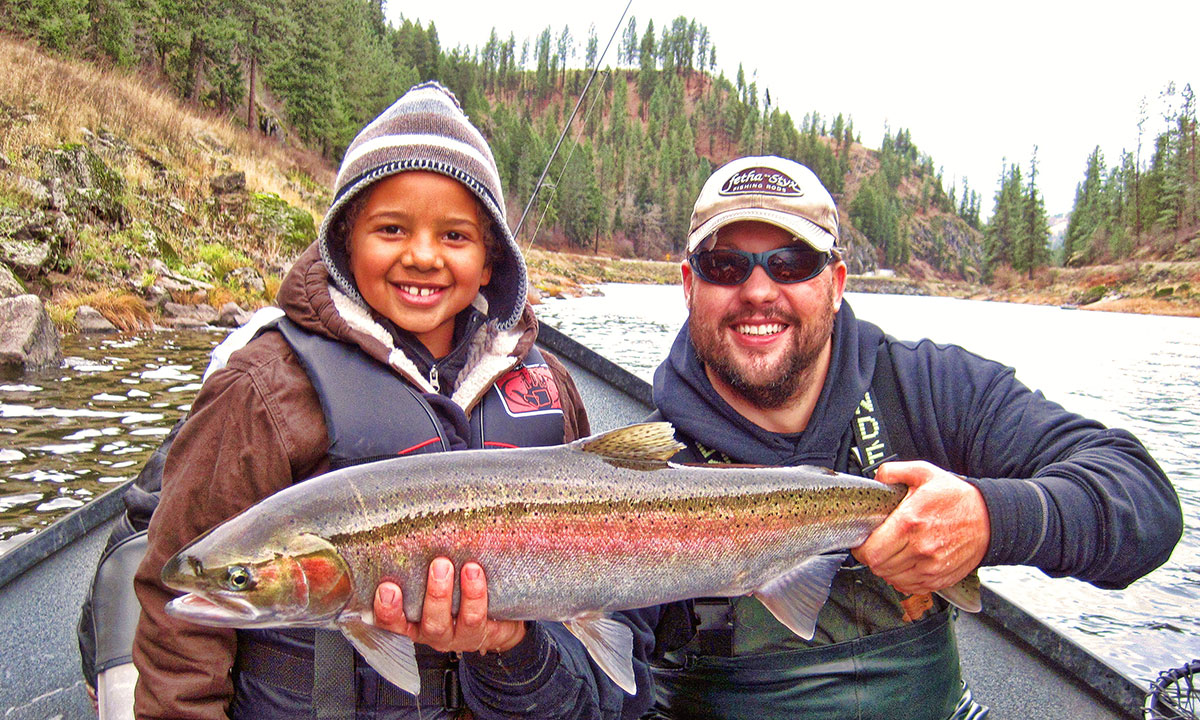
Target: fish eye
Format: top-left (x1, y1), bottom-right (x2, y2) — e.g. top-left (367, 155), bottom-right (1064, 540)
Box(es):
top-left (225, 565), bottom-right (254, 591)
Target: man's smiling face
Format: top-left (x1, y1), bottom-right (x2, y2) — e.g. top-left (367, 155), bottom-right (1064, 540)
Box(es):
top-left (683, 220), bottom-right (845, 409)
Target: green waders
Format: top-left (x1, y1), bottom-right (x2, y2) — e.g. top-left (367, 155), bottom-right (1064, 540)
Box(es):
top-left (648, 608), bottom-right (984, 720)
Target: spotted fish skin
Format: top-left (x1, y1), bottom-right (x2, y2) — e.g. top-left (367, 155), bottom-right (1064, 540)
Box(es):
top-left (161, 422), bottom-right (975, 697)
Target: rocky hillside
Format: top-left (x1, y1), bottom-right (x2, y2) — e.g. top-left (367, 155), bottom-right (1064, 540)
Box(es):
top-left (0, 36), bottom-right (335, 368)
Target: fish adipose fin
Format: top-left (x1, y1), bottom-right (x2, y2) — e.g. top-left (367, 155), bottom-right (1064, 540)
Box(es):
top-left (578, 422), bottom-right (685, 467)
top-left (753, 553), bottom-right (846, 640)
top-left (339, 616), bottom-right (420, 695)
top-left (563, 614), bottom-right (637, 694)
top-left (935, 571), bottom-right (983, 613)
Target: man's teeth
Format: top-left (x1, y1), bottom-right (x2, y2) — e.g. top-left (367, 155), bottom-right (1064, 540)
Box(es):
top-left (401, 285), bottom-right (438, 297)
top-left (735, 323), bottom-right (785, 336)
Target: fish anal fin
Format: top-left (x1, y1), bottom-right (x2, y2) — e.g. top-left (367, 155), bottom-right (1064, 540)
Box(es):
top-left (935, 571), bottom-right (982, 613)
top-left (577, 423), bottom-right (684, 466)
top-left (752, 553), bottom-right (845, 640)
top-left (563, 614), bottom-right (637, 694)
top-left (339, 616), bottom-right (420, 696)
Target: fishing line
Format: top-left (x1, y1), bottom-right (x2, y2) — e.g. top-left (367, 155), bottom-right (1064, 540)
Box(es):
top-left (517, 0), bottom-right (633, 248)
top-left (525, 67), bottom-right (612, 251)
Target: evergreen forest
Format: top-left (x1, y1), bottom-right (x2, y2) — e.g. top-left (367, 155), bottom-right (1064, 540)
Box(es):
top-left (2, 0), bottom-right (1197, 281)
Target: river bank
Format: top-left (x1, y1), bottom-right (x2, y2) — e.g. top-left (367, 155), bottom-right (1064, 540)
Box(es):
top-left (526, 249), bottom-right (1200, 318)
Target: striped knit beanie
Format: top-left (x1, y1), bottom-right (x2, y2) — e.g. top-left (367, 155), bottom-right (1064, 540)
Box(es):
top-left (318, 81), bottom-right (527, 331)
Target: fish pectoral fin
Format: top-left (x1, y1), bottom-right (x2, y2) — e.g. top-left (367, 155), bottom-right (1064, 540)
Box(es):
top-left (752, 553), bottom-right (846, 640)
top-left (339, 616), bottom-right (420, 696)
top-left (577, 422), bottom-right (684, 467)
top-left (563, 614), bottom-right (637, 695)
top-left (934, 570), bottom-right (982, 613)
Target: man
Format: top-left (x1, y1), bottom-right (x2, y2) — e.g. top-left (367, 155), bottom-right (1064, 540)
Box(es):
top-left (644, 155), bottom-right (1181, 719)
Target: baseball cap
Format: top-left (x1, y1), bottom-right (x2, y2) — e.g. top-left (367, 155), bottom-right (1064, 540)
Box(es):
top-left (687, 156), bottom-right (840, 254)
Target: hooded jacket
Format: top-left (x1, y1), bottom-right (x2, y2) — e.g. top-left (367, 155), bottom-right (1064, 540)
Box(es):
top-left (130, 242), bottom-right (641, 720)
top-left (653, 301), bottom-right (1180, 595)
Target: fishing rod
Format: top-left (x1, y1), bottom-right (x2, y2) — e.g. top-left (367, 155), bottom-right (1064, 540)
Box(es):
top-left (514, 0), bottom-right (633, 242)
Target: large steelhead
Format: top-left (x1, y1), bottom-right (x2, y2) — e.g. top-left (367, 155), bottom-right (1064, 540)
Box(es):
top-left (162, 422), bottom-right (979, 696)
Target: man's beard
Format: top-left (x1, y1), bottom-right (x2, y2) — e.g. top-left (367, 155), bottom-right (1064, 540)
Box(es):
top-left (688, 287), bottom-right (836, 410)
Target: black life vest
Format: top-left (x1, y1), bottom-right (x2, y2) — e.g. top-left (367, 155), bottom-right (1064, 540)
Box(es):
top-left (274, 318), bottom-right (565, 466)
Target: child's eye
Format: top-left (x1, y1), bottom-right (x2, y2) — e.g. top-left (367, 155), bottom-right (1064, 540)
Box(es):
top-left (378, 225), bottom-right (402, 235)
top-left (445, 231), bottom-right (470, 242)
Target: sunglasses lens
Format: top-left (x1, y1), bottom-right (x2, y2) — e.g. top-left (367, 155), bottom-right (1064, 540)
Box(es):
top-left (695, 251), bottom-right (751, 285)
top-left (768, 248), bottom-right (827, 283)
top-left (691, 247), bottom-right (830, 285)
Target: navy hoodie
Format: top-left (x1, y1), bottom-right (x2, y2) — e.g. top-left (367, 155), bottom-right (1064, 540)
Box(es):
top-left (653, 301), bottom-right (1180, 589)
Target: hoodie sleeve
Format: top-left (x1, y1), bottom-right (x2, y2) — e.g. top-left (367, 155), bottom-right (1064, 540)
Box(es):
top-left (458, 609), bottom-right (660, 720)
top-left (891, 339), bottom-right (1181, 589)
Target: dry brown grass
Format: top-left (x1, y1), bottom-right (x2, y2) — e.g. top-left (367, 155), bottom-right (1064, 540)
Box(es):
top-left (52, 290), bottom-right (153, 331)
top-left (0, 33), bottom-right (332, 214)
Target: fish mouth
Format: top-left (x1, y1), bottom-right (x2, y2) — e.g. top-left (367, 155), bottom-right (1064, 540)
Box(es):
top-left (165, 592), bottom-right (275, 627)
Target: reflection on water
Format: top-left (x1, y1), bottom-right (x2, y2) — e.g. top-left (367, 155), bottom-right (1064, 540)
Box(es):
top-left (538, 284), bottom-right (1200, 684)
top-left (0, 330), bottom-right (221, 555)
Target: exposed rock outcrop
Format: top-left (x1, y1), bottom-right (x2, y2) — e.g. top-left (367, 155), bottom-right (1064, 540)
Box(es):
top-left (0, 294), bottom-right (62, 374)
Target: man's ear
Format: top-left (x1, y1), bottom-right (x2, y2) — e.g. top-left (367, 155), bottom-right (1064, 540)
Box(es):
top-left (681, 259), bottom-right (694, 304)
top-left (830, 259), bottom-right (848, 312)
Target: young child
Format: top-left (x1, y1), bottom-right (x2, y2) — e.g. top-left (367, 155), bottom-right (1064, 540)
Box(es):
top-left (131, 82), bottom-right (651, 720)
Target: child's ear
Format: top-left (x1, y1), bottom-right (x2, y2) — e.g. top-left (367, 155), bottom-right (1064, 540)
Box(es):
top-left (480, 263), bottom-right (492, 287)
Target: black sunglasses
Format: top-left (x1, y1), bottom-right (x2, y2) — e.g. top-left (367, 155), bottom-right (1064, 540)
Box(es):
top-left (688, 247), bottom-right (832, 286)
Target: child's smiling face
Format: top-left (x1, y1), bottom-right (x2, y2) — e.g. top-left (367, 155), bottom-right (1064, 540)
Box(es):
top-left (347, 171), bottom-right (492, 358)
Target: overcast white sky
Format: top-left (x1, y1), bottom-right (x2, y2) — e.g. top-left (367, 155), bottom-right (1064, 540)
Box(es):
top-left (386, 1), bottom-right (1198, 217)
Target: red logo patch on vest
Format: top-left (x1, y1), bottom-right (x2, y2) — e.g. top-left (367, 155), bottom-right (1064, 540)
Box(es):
top-left (495, 364), bottom-right (562, 417)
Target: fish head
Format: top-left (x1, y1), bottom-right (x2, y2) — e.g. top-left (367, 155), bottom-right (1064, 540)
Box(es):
top-left (162, 531), bottom-right (353, 628)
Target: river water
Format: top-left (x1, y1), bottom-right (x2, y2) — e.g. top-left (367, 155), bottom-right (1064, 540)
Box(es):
top-left (0, 285), bottom-right (1197, 684)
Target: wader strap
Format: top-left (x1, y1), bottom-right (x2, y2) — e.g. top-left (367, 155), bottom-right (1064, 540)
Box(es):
top-left (236, 634), bottom-right (464, 710)
top-left (313, 630), bottom-right (355, 720)
top-left (868, 342), bottom-right (918, 460)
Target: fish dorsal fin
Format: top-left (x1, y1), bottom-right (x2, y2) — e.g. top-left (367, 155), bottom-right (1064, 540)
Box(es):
top-left (752, 553), bottom-right (846, 640)
top-left (339, 615), bottom-right (420, 696)
top-left (563, 614), bottom-right (637, 694)
top-left (935, 570), bottom-right (982, 613)
top-left (577, 422), bottom-right (684, 467)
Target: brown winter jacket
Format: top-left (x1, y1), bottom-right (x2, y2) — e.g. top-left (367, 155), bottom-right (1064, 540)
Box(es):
top-left (131, 244), bottom-right (590, 719)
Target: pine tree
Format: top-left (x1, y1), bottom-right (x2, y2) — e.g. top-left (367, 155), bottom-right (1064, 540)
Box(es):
top-left (556, 25), bottom-right (572, 90)
top-left (636, 20), bottom-right (656, 115)
top-left (1014, 148), bottom-right (1050, 278)
top-left (1064, 147), bottom-right (1106, 265)
top-left (534, 27), bottom-right (552, 98)
top-left (584, 24), bottom-right (597, 69)
top-left (271, 0), bottom-right (340, 153)
top-left (983, 161), bottom-right (1025, 276)
top-left (620, 16), bottom-right (637, 66)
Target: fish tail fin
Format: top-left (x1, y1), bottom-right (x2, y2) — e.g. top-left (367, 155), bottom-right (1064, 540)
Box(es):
top-left (563, 614), bottom-right (637, 694)
top-left (935, 571), bottom-right (982, 613)
top-left (577, 422), bottom-right (684, 466)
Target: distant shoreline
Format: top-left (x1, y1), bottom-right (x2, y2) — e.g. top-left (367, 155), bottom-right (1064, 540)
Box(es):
top-left (525, 249), bottom-right (1200, 319)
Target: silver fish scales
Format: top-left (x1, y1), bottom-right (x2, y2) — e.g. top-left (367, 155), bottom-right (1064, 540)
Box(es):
top-left (162, 422), bottom-right (979, 696)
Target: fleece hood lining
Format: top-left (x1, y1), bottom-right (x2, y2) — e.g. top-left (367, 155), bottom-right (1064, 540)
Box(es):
top-left (328, 284), bottom-right (521, 409)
